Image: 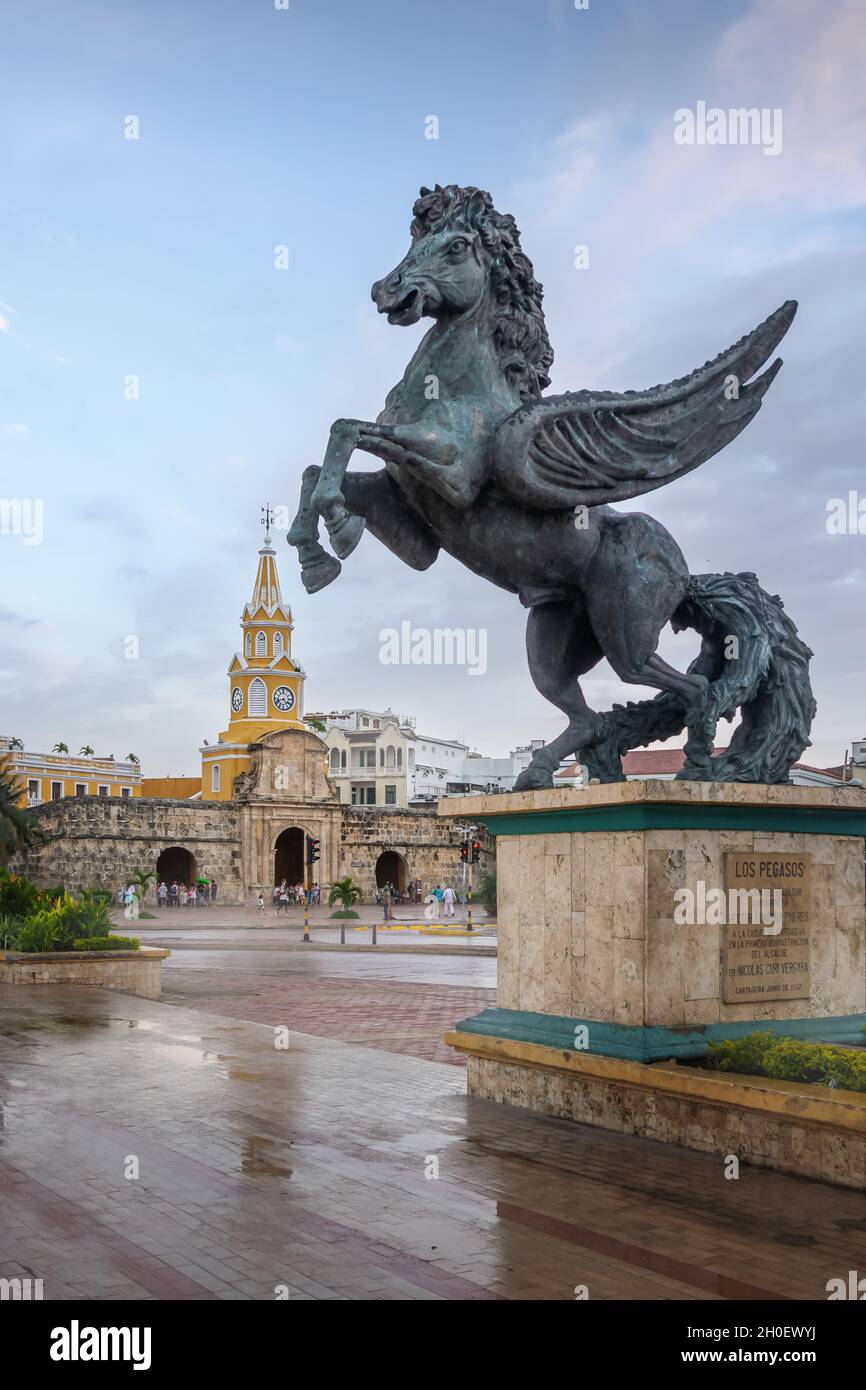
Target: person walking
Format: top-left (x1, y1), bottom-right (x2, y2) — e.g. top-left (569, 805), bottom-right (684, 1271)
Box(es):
top-left (210, 878), bottom-right (218, 906)
top-left (170, 880), bottom-right (178, 908)
top-left (442, 884), bottom-right (456, 918)
top-left (179, 883), bottom-right (188, 908)
top-left (157, 881), bottom-right (168, 909)
top-left (381, 882), bottom-right (392, 921)
top-left (276, 882), bottom-right (289, 916)
top-left (188, 883), bottom-right (197, 909)
top-left (257, 892), bottom-right (265, 914)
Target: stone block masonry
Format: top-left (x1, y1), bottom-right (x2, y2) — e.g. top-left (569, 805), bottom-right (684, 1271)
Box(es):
top-left (12, 797), bottom-right (244, 903)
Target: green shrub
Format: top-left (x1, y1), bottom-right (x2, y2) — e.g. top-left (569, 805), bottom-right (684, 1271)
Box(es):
top-left (330, 909), bottom-right (359, 919)
top-left (707, 1031), bottom-right (866, 1093)
top-left (0, 868), bottom-right (41, 919)
top-left (0, 912), bottom-right (24, 949)
top-left (474, 871), bottom-right (497, 916)
top-left (72, 936), bottom-right (139, 952)
top-left (15, 915), bottom-right (61, 953)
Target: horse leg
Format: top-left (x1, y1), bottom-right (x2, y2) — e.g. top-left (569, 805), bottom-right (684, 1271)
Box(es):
top-left (585, 512), bottom-right (708, 707)
top-left (514, 600), bottom-right (605, 791)
top-left (342, 471), bottom-right (440, 571)
top-left (310, 418), bottom-right (369, 560)
top-left (287, 465), bottom-right (343, 594)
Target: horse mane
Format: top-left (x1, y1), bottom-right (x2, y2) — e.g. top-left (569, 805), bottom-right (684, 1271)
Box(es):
top-left (410, 184), bottom-right (554, 401)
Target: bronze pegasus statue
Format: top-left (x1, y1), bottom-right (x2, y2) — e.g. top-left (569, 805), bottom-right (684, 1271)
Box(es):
top-left (289, 183), bottom-right (814, 785)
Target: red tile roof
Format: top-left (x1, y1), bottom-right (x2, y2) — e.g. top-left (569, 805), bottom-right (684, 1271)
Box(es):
top-left (554, 749), bottom-right (845, 781)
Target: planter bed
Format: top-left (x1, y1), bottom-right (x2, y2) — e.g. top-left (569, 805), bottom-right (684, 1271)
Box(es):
top-left (0, 947), bottom-right (170, 1000)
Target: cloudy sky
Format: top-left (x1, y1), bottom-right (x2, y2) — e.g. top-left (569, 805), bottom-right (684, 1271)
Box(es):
top-left (1, 0), bottom-right (864, 776)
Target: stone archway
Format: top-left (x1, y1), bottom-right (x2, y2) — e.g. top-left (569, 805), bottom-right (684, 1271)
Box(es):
top-left (274, 827), bottom-right (305, 886)
top-left (156, 845), bottom-right (197, 887)
top-left (376, 850), bottom-right (408, 893)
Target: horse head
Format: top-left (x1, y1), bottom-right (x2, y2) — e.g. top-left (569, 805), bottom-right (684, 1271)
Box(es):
top-left (371, 184), bottom-right (554, 402)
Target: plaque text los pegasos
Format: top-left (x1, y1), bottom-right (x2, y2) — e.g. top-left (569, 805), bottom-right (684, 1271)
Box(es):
top-left (722, 852), bottom-right (812, 1004)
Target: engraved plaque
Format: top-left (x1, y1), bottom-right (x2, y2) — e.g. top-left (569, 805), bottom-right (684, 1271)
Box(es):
top-left (722, 852), bottom-right (812, 1004)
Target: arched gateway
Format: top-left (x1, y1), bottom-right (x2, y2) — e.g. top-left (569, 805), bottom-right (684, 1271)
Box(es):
top-left (274, 827), bottom-right (305, 885)
top-left (156, 845), bottom-right (197, 885)
top-left (375, 850), bottom-right (408, 893)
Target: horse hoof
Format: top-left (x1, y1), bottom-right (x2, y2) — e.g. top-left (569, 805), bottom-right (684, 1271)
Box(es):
top-left (328, 513), bottom-right (366, 559)
top-left (514, 765), bottom-right (554, 791)
top-left (301, 554), bottom-right (342, 593)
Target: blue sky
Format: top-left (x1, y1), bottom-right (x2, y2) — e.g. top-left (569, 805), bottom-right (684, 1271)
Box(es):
top-left (1, 0), bottom-right (864, 774)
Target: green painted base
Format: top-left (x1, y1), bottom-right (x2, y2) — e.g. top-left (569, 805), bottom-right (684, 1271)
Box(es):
top-left (455, 1006), bottom-right (866, 1063)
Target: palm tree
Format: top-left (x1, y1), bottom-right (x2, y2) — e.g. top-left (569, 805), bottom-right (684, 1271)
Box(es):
top-left (126, 753), bottom-right (140, 766)
top-left (130, 867), bottom-right (155, 899)
top-left (328, 876), bottom-right (361, 917)
top-left (304, 716), bottom-right (327, 734)
top-left (0, 755), bottom-right (36, 865)
top-left (52, 742), bottom-right (69, 755)
top-left (8, 737), bottom-right (23, 751)
top-left (79, 745), bottom-right (95, 757)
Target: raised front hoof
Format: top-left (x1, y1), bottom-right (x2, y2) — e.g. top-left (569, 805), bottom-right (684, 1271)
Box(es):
top-left (328, 512), bottom-right (366, 560)
top-left (513, 765), bottom-right (555, 792)
top-left (301, 554), bottom-right (342, 593)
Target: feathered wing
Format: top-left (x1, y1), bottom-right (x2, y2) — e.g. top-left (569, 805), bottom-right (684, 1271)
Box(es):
top-left (491, 301), bottom-right (797, 510)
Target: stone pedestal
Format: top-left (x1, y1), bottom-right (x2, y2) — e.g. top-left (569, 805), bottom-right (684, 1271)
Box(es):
top-left (442, 782), bottom-right (866, 1187)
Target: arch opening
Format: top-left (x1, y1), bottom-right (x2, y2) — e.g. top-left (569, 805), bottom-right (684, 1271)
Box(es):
top-left (156, 846), bottom-right (198, 886)
top-left (274, 827), bottom-right (305, 886)
top-left (375, 850), bottom-right (408, 893)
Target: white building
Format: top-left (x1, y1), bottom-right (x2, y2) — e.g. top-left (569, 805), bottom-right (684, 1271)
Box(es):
top-left (311, 707), bottom-right (547, 807)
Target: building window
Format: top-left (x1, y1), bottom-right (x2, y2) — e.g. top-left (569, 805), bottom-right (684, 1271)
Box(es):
top-left (340, 749), bottom-right (346, 769)
top-left (121, 787), bottom-right (132, 798)
top-left (27, 779), bottom-right (39, 801)
top-left (75, 784), bottom-right (87, 798)
top-left (98, 785), bottom-right (109, 798)
top-left (51, 781), bottom-right (62, 800)
top-left (245, 632), bottom-right (251, 657)
top-left (255, 631), bottom-right (267, 656)
top-left (249, 678), bottom-right (267, 716)
top-left (408, 750), bottom-right (414, 768)
top-left (212, 765), bottom-right (221, 793)
top-left (329, 748), bottom-right (340, 771)
top-left (379, 748), bottom-right (384, 767)
top-left (274, 631), bottom-right (283, 656)
top-left (397, 748), bottom-right (403, 767)
top-left (385, 785), bottom-right (396, 805)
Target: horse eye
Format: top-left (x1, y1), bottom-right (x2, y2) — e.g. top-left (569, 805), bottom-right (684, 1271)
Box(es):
top-left (449, 239), bottom-right (468, 256)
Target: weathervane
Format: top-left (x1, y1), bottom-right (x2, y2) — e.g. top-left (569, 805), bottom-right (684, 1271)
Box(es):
top-left (261, 502), bottom-right (273, 541)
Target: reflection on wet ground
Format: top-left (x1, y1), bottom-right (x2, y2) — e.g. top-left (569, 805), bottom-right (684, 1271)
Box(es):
top-left (1, 983), bottom-right (865, 1300)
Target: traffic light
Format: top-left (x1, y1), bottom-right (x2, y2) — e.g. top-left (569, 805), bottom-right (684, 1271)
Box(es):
top-left (471, 839), bottom-right (481, 864)
top-left (306, 836), bottom-right (320, 865)
top-left (460, 839), bottom-right (469, 863)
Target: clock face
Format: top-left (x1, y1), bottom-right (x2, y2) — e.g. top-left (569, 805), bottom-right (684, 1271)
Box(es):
top-left (273, 685), bottom-right (295, 713)
top-left (231, 687), bottom-right (243, 713)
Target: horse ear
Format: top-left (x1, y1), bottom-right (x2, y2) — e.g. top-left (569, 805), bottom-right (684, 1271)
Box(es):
top-left (462, 188), bottom-right (490, 229)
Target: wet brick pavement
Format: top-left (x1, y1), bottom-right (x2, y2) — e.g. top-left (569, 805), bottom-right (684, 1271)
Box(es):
top-left (2, 981), bottom-right (866, 1301)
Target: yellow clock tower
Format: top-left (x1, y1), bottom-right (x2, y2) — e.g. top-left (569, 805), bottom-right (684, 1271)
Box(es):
top-left (201, 509), bottom-right (307, 800)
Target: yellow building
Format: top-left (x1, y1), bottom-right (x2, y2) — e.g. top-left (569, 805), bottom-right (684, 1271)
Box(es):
top-left (0, 738), bottom-right (142, 805)
top-left (200, 518), bottom-right (308, 800)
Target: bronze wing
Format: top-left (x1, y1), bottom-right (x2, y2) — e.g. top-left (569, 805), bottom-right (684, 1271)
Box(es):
top-left (491, 300), bottom-right (797, 511)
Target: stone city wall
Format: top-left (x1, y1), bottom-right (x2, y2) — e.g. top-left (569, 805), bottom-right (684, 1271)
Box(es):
top-left (11, 797), bottom-right (245, 904)
top-left (337, 806), bottom-right (494, 901)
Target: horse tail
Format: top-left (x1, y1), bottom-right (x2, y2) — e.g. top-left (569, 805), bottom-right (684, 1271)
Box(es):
top-left (581, 571), bottom-right (816, 783)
